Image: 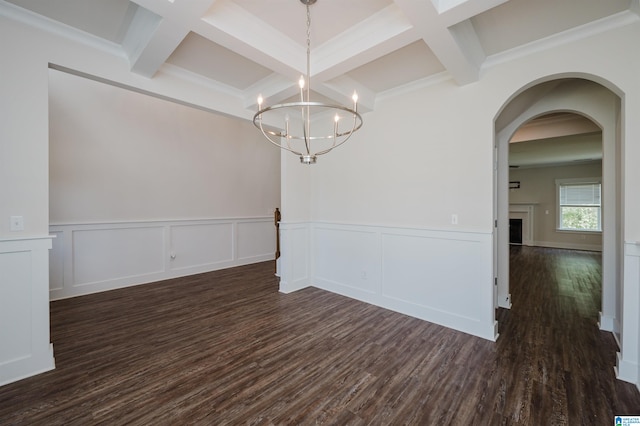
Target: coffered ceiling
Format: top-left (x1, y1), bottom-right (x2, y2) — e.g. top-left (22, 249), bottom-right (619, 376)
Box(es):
top-left (1, 0), bottom-right (634, 119)
top-left (4, 0), bottom-right (633, 168)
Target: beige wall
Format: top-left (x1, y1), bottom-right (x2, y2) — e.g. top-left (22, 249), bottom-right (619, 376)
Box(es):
top-left (509, 161), bottom-right (603, 250)
top-left (49, 69), bottom-right (280, 223)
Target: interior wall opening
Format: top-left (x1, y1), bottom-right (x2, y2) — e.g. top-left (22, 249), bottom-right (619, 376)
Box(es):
top-left (494, 77), bottom-right (623, 351)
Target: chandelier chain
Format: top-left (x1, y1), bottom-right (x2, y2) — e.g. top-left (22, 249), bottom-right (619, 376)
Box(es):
top-left (303, 4), bottom-right (312, 155)
top-left (306, 5), bottom-right (311, 56)
top-left (305, 4), bottom-right (311, 94)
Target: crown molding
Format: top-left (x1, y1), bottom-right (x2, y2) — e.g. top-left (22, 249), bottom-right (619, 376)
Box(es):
top-left (376, 71), bottom-right (453, 102)
top-left (483, 9), bottom-right (640, 71)
top-left (158, 62), bottom-right (244, 98)
top-left (0, 0), bottom-right (124, 59)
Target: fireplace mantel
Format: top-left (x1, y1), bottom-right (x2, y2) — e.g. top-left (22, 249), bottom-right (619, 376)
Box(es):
top-left (509, 204), bottom-right (535, 245)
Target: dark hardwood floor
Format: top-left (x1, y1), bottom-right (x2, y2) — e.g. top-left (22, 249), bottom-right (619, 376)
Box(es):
top-left (0, 246), bottom-right (638, 424)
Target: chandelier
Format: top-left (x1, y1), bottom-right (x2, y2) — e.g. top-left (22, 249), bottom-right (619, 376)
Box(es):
top-left (253, 0), bottom-right (363, 164)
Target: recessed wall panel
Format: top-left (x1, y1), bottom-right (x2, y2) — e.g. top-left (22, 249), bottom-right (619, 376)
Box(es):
top-left (237, 220), bottom-right (274, 261)
top-left (291, 227), bottom-right (309, 282)
top-left (381, 232), bottom-right (485, 321)
top-left (49, 231), bottom-right (64, 291)
top-left (170, 223), bottom-right (233, 270)
top-left (0, 251), bottom-right (31, 363)
top-left (314, 227), bottom-right (378, 293)
top-left (72, 227), bottom-right (164, 286)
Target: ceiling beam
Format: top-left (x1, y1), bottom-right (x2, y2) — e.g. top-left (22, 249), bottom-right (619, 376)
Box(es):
top-left (311, 4), bottom-right (416, 80)
top-left (126, 0), bottom-right (217, 78)
top-left (317, 75), bottom-right (376, 113)
top-left (197, 1), bottom-right (305, 80)
top-left (393, 0), bottom-right (486, 85)
top-left (437, 0), bottom-right (510, 27)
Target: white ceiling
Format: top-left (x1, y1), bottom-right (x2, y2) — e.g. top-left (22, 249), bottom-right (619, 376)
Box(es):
top-left (2, 0), bottom-right (630, 164)
top-left (509, 112), bottom-right (602, 168)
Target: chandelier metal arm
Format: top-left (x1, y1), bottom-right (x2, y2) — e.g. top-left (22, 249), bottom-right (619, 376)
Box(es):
top-left (301, 103), bottom-right (311, 155)
top-left (253, 102), bottom-right (362, 139)
top-left (255, 116), bottom-right (303, 156)
top-left (314, 115), bottom-right (360, 157)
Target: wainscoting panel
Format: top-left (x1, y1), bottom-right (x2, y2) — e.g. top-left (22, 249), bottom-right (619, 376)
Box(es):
top-left (278, 222), bottom-right (310, 293)
top-left (617, 241), bottom-right (640, 388)
top-left (0, 237), bottom-right (55, 386)
top-left (310, 222), bottom-right (497, 341)
top-left (73, 226), bottom-right (165, 288)
top-left (237, 220), bottom-right (276, 261)
top-left (0, 250), bottom-right (32, 362)
top-left (381, 231), bottom-right (489, 323)
top-left (170, 223), bottom-right (233, 271)
top-left (49, 231), bottom-right (64, 292)
top-left (314, 226), bottom-right (379, 296)
top-left (49, 218), bottom-right (274, 300)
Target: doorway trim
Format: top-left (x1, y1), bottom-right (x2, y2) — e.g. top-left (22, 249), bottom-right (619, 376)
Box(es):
top-left (494, 76), bottom-right (623, 334)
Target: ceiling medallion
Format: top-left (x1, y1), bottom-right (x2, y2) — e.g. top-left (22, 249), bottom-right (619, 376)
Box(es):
top-left (253, 0), bottom-right (363, 164)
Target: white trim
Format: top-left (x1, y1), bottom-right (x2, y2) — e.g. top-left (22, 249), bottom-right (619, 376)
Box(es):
top-left (483, 9), bottom-right (640, 71)
top-left (278, 222), bottom-right (311, 293)
top-left (377, 71), bottom-right (453, 101)
top-left (0, 1), bottom-right (124, 59)
top-left (532, 240), bottom-right (602, 252)
top-left (599, 311), bottom-right (619, 334)
top-left (555, 177), bottom-right (602, 232)
top-left (616, 242), bottom-right (640, 389)
top-left (509, 204), bottom-right (535, 245)
top-left (279, 221), bottom-right (498, 341)
top-left (616, 352), bottom-right (639, 388)
top-left (0, 237), bottom-right (56, 386)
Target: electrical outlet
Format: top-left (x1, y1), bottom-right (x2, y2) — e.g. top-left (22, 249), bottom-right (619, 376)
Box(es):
top-left (10, 216), bottom-right (24, 231)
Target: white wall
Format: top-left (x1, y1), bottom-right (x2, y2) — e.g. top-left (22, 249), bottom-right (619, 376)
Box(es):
top-left (309, 78), bottom-right (493, 231)
top-left (0, 16), bottom-right (55, 386)
top-left (49, 69), bottom-right (279, 223)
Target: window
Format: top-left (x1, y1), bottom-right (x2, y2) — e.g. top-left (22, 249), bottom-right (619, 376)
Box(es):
top-left (556, 178), bottom-right (601, 231)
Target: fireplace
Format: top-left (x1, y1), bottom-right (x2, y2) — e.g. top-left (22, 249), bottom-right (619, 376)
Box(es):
top-left (509, 218), bottom-right (523, 244)
top-left (509, 204), bottom-right (535, 246)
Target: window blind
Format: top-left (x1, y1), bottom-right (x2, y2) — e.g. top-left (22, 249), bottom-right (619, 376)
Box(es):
top-left (559, 183), bottom-right (601, 206)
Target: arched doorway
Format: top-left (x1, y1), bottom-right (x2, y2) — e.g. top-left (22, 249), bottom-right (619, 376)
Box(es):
top-left (494, 78), bottom-right (623, 342)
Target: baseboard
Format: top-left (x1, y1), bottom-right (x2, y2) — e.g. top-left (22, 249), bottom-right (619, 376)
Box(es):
top-left (533, 240), bottom-right (602, 252)
top-left (0, 344), bottom-right (55, 387)
top-left (498, 293), bottom-right (512, 309)
top-left (615, 352), bottom-right (639, 387)
top-left (598, 312), bottom-right (618, 333)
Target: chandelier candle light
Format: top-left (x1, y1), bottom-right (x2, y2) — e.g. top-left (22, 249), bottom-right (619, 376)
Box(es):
top-left (253, 0), bottom-right (363, 164)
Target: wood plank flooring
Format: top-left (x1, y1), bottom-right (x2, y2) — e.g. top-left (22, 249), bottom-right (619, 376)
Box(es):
top-left (0, 246), bottom-right (639, 424)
